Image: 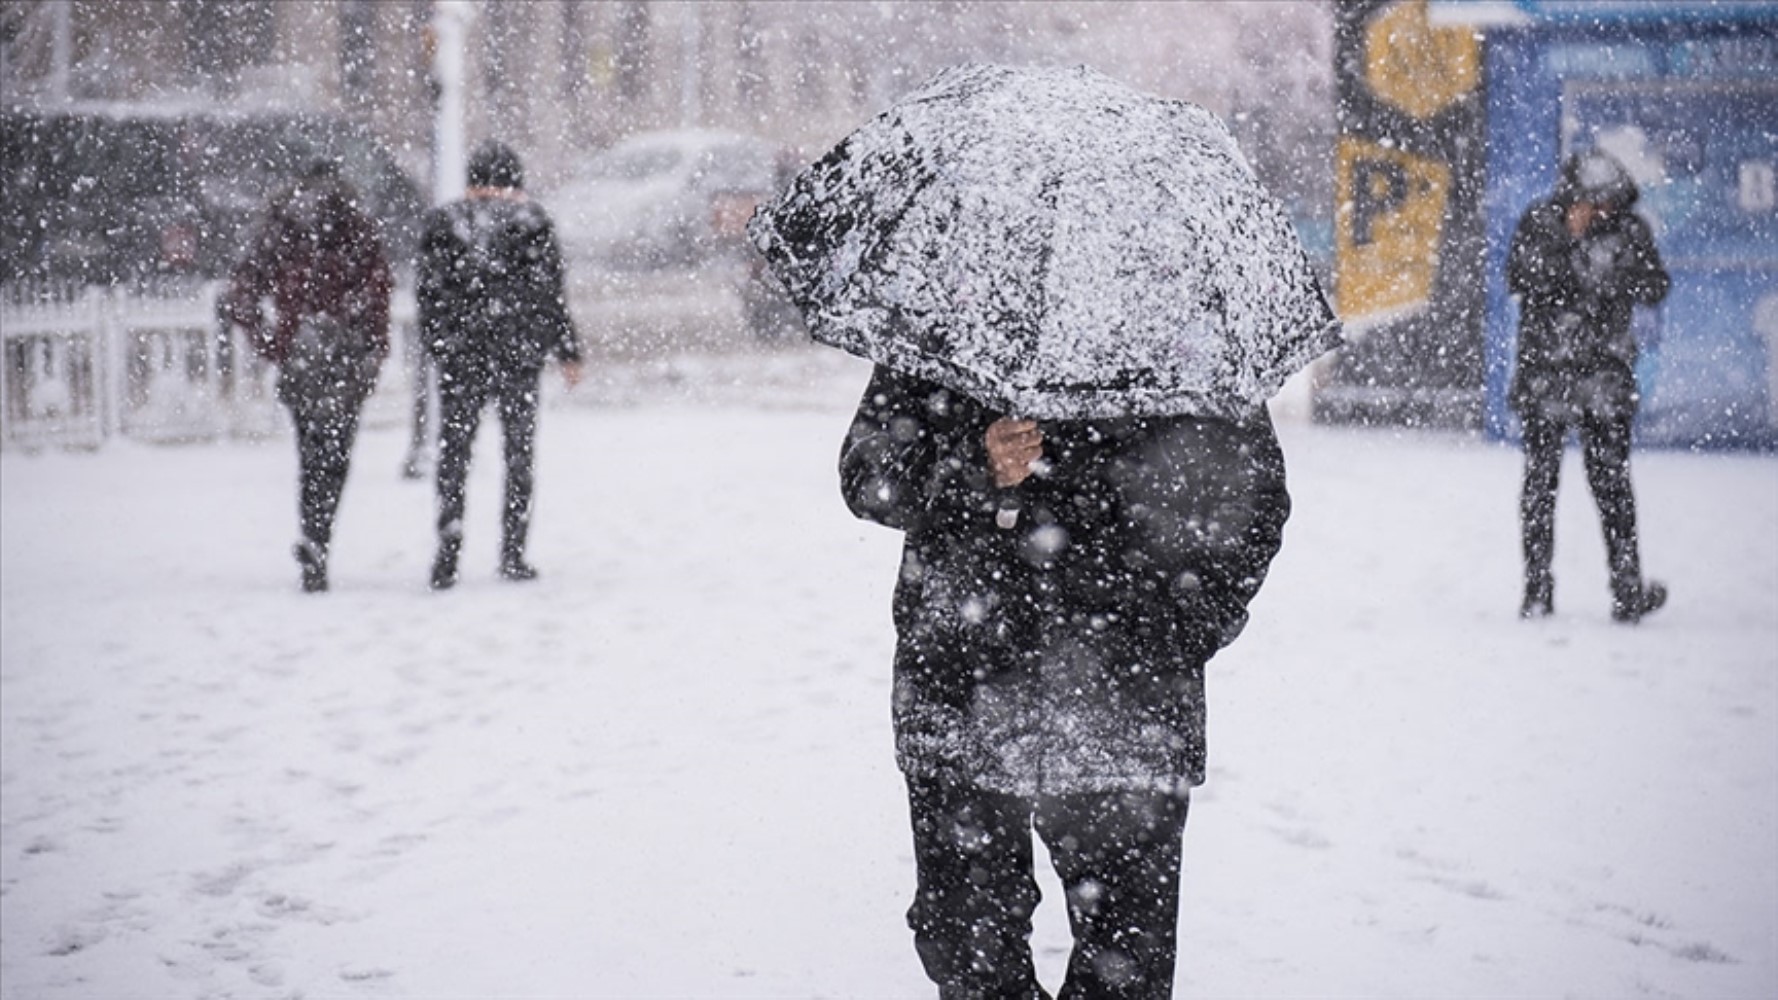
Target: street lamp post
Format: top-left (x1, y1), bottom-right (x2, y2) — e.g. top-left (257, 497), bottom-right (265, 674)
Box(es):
top-left (431, 0), bottom-right (478, 205)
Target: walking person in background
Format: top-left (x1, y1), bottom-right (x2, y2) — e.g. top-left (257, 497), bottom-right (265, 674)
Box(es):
top-left (1508, 149), bottom-right (1671, 623)
top-left (418, 140), bottom-right (583, 591)
top-left (224, 158), bottom-right (391, 593)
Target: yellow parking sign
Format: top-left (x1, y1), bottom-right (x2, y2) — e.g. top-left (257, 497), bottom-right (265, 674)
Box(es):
top-left (1334, 136), bottom-right (1451, 323)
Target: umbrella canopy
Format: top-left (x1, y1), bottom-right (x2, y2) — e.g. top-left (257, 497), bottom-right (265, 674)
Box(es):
top-left (749, 63), bottom-right (1342, 420)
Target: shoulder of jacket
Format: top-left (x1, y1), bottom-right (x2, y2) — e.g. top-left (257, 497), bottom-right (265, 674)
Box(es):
top-left (422, 204), bottom-right (460, 231)
top-left (509, 200), bottom-right (556, 231)
top-left (1521, 196), bottom-right (1564, 225)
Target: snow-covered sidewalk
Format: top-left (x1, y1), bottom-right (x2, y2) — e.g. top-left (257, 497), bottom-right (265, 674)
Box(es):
top-left (3, 350), bottom-right (1774, 998)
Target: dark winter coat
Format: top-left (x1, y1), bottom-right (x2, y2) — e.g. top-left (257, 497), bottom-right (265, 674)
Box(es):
top-left (417, 193), bottom-right (582, 379)
top-left (1507, 153), bottom-right (1670, 421)
top-left (841, 365), bottom-right (1290, 796)
top-left (223, 173), bottom-right (391, 368)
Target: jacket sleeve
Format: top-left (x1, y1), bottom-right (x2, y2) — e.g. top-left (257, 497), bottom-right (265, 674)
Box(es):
top-left (1506, 203), bottom-right (1578, 306)
top-left (221, 214), bottom-right (278, 358)
top-left (839, 365), bottom-right (1001, 534)
top-left (526, 213), bottom-right (583, 365)
top-left (1613, 215), bottom-right (1670, 307)
top-left (1114, 411), bottom-right (1291, 656)
top-left (1505, 207), bottom-right (1540, 300)
top-left (416, 208), bottom-right (458, 359)
top-left (1195, 413), bottom-right (1291, 652)
top-left (346, 215), bottom-right (392, 362)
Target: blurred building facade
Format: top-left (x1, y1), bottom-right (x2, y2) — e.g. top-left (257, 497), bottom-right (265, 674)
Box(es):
top-left (1, 1), bottom-right (1333, 211)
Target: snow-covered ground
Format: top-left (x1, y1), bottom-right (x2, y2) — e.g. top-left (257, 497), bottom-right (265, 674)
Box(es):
top-left (3, 347), bottom-right (1774, 999)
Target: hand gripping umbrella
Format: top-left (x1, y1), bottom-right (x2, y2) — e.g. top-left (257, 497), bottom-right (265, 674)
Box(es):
top-left (749, 63), bottom-right (1342, 421)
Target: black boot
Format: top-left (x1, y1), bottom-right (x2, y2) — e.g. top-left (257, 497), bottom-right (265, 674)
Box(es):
top-left (430, 537), bottom-right (461, 591)
top-left (499, 539), bottom-right (537, 582)
top-left (1520, 576), bottom-right (1553, 619)
top-left (499, 558), bottom-right (538, 582)
top-left (500, 512), bottom-right (535, 582)
top-left (294, 540), bottom-right (328, 593)
top-left (1612, 580), bottom-right (1668, 624)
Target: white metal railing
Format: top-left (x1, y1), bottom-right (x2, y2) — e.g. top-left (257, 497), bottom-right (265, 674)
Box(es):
top-left (1, 280), bottom-right (419, 451)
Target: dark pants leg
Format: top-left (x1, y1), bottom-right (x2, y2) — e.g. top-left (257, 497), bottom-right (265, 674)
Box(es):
top-left (1518, 411), bottom-right (1565, 608)
top-left (906, 774), bottom-right (1190, 1000)
top-left (907, 776), bottom-right (1045, 999)
top-left (495, 374), bottom-right (540, 567)
top-left (290, 394), bottom-right (363, 555)
top-left (1578, 413), bottom-right (1642, 605)
top-left (434, 366), bottom-right (490, 569)
top-left (1037, 790), bottom-right (1189, 999)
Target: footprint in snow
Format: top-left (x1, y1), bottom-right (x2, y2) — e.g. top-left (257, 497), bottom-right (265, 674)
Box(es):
top-left (1267, 825), bottom-right (1331, 850)
top-left (44, 922), bottom-right (106, 957)
top-left (192, 860), bottom-right (260, 898)
top-left (1595, 901), bottom-right (1735, 964)
top-left (1417, 873), bottom-right (1507, 901)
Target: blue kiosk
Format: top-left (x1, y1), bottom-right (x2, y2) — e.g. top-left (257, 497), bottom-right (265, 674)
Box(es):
top-left (1443, 0), bottom-right (1778, 449)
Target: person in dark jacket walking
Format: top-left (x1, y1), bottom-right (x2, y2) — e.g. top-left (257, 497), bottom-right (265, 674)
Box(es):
top-left (1508, 150), bottom-right (1671, 623)
top-left (224, 159), bottom-right (391, 593)
top-left (418, 140), bottom-right (583, 590)
top-left (841, 365), bottom-right (1290, 998)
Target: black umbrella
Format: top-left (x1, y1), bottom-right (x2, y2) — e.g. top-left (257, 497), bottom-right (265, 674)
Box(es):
top-left (749, 63), bottom-right (1342, 420)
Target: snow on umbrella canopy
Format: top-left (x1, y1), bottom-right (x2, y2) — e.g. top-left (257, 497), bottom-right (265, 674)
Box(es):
top-left (749, 63), bottom-right (1343, 420)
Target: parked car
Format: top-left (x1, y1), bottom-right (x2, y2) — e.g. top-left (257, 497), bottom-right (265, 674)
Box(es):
top-left (0, 109), bottom-right (424, 286)
top-left (741, 252), bottom-right (807, 341)
top-left (547, 128), bottom-right (785, 271)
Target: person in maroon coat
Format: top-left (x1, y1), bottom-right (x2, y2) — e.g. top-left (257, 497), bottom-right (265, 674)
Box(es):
top-left (224, 159), bottom-right (391, 592)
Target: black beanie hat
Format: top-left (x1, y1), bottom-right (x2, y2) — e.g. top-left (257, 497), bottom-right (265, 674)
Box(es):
top-left (468, 140), bottom-right (524, 190)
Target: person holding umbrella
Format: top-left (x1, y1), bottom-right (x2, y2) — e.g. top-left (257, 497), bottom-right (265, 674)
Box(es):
top-left (752, 65), bottom-right (1339, 998)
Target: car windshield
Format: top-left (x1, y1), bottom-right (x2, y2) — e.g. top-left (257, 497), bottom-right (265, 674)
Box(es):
top-left (702, 144), bottom-right (775, 190)
top-left (194, 120), bottom-right (390, 209)
top-left (587, 146), bottom-right (683, 181)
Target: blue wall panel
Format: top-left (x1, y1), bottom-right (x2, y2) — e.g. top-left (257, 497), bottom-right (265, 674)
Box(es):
top-left (1477, 11), bottom-right (1778, 449)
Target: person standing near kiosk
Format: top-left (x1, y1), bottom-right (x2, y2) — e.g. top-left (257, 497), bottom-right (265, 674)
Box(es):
top-left (1508, 149), bottom-right (1671, 623)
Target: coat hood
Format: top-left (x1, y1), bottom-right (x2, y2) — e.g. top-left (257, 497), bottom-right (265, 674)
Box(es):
top-left (1556, 150), bottom-right (1639, 212)
top-left (271, 167), bottom-right (367, 252)
top-left (468, 140), bottom-right (524, 190)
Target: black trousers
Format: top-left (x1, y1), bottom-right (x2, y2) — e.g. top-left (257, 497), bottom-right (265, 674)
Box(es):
top-left (1519, 409), bottom-right (1642, 603)
top-left (906, 774), bottom-right (1190, 1000)
top-left (435, 364), bottom-right (540, 563)
top-left (284, 370), bottom-right (368, 555)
